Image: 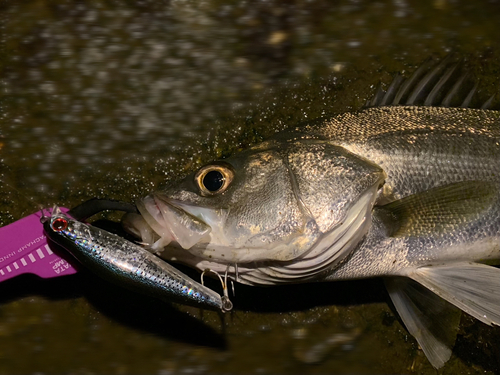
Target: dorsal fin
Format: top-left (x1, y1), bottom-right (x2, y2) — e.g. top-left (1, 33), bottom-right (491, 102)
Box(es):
top-left (366, 56), bottom-right (500, 110)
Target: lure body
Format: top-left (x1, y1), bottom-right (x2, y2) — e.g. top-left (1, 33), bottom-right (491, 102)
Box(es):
top-left (43, 210), bottom-right (228, 311)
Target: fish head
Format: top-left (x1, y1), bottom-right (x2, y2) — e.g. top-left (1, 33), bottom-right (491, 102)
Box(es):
top-left (123, 138), bottom-right (385, 269)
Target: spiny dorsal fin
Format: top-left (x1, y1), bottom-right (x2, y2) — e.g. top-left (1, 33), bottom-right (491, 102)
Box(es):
top-left (379, 181), bottom-right (498, 238)
top-left (366, 57), bottom-right (500, 110)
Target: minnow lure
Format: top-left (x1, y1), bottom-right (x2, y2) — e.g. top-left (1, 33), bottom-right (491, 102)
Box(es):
top-left (43, 208), bottom-right (232, 312)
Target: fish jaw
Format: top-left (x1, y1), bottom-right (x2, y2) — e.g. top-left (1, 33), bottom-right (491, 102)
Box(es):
top-left (131, 193), bottom-right (213, 252)
top-left (126, 191), bottom-right (322, 263)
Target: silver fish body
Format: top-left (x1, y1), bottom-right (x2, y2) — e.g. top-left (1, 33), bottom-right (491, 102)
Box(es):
top-left (44, 210), bottom-right (226, 311)
top-left (123, 61), bottom-right (500, 367)
top-left (316, 106), bottom-right (500, 277)
top-left (125, 106), bottom-right (500, 282)
top-left (248, 106), bottom-right (500, 282)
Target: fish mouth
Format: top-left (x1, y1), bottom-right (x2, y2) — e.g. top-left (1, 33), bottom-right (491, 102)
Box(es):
top-left (125, 192), bottom-right (320, 263)
top-left (123, 193), bottom-right (213, 252)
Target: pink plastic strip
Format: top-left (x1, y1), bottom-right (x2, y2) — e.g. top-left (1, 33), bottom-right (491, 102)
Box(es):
top-left (0, 208), bottom-right (77, 282)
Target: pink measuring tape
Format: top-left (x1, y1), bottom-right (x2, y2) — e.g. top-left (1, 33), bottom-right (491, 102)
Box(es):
top-left (0, 208), bottom-right (78, 282)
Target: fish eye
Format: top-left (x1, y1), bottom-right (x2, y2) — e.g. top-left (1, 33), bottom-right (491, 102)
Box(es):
top-left (51, 217), bottom-right (68, 232)
top-left (203, 170), bottom-right (224, 192)
top-left (195, 163), bottom-right (234, 196)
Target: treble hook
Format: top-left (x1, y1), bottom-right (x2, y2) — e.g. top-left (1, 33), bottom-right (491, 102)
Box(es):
top-left (201, 269), bottom-right (233, 312)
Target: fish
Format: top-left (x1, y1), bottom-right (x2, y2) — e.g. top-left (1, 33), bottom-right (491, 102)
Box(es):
top-left (43, 208), bottom-right (232, 312)
top-left (122, 58), bottom-right (500, 368)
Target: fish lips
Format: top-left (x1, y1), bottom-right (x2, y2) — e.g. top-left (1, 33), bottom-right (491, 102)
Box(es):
top-left (135, 193), bottom-right (213, 251)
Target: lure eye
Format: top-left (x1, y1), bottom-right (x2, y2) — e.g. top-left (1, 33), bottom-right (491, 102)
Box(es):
top-left (195, 163), bottom-right (234, 196)
top-left (51, 217), bottom-right (68, 232)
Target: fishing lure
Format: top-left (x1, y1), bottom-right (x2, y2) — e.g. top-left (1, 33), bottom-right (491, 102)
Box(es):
top-left (42, 207), bottom-right (233, 312)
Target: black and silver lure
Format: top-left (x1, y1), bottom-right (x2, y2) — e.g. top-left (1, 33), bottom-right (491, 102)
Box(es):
top-left (43, 207), bottom-right (232, 312)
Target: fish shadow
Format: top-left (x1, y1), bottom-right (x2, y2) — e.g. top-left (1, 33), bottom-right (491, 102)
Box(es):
top-left (0, 256), bottom-right (387, 352)
top-left (228, 278), bottom-right (389, 313)
top-left (0, 268), bottom-right (226, 349)
top-left (4, 258), bottom-right (499, 373)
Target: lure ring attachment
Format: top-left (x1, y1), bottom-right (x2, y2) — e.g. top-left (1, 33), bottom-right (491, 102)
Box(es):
top-left (201, 268), bottom-right (234, 312)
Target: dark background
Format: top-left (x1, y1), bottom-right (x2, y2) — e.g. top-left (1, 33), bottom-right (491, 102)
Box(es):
top-left (1, 0), bottom-right (500, 373)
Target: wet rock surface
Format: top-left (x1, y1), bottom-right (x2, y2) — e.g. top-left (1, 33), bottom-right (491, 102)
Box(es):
top-left (1, 0), bottom-right (500, 373)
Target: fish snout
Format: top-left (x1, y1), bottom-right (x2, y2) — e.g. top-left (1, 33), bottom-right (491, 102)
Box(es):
top-left (122, 193), bottom-right (211, 251)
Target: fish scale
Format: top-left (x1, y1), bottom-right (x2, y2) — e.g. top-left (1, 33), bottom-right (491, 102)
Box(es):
top-left (303, 106), bottom-right (500, 199)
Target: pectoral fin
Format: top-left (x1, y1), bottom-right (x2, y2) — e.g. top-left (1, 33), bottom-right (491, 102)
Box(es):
top-left (379, 181), bottom-right (497, 238)
top-left (385, 277), bottom-right (461, 368)
top-left (388, 263), bottom-right (500, 366)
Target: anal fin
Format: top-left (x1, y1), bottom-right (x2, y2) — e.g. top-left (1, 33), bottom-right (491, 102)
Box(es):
top-left (385, 277), bottom-right (461, 368)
